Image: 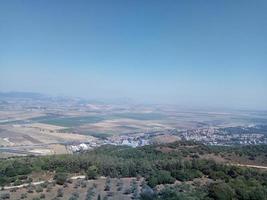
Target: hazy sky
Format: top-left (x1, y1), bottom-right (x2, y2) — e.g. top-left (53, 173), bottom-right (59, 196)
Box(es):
top-left (1, 0), bottom-right (267, 109)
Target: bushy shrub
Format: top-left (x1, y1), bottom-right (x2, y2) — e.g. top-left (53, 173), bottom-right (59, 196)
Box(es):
top-left (35, 186), bottom-right (43, 193)
top-left (171, 169), bottom-right (202, 181)
top-left (209, 182), bottom-right (234, 200)
top-left (86, 165), bottom-right (98, 179)
top-left (0, 193), bottom-right (10, 199)
top-left (54, 173), bottom-right (68, 185)
top-left (147, 170), bottom-right (175, 187)
top-left (57, 188), bottom-right (64, 197)
top-left (20, 193), bottom-right (27, 199)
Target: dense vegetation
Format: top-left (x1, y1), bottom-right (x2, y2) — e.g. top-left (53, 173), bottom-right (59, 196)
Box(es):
top-left (210, 144), bottom-right (267, 160)
top-left (0, 142), bottom-right (267, 200)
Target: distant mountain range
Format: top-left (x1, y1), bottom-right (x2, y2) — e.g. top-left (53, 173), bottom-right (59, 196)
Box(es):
top-left (0, 91), bottom-right (135, 105)
top-left (0, 91), bottom-right (47, 99)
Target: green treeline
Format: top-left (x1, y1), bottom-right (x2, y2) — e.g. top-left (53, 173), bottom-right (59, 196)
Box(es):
top-left (0, 142), bottom-right (267, 200)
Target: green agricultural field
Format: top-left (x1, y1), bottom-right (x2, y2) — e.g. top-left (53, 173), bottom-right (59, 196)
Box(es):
top-left (113, 112), bottom-right (166, 120)
top-left (30, 115), bottom-right (105, 127)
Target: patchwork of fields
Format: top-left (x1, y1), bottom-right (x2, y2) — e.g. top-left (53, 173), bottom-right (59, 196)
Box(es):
top-left (1, 96), bottom-right (267, 157)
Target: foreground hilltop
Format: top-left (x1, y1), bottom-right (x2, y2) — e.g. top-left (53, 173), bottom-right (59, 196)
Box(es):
top-left (0, 141), bottom-right (266, 200)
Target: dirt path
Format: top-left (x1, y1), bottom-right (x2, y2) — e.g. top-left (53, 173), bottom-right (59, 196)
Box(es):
top-left (3, 181), bottom-right (47, 190)
top-left (69, 175), bottom-right (86, 180)
top-left (3, 175), bottom-right (86, 190)
top-left (234, 163), bottom-right (267, 169)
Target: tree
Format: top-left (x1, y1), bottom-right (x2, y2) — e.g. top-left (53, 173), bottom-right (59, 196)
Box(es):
top-left (20, 193), bottom-right (27, 199)
top-left (57, 188), bottom-right (64, 197)
top-left (35, 186), bottom-right (43, 193)
top-left (140, 185), bottom-right (156, 200)
top-left (86, 165), bottom-right (98, 179)
top-left (249, 186), bottom-right (267, 200)
top-left (0, 193), bottom-right (10, 199)
top-left (147, 170), bottom-right (175, 187)
top-left (158, 188), bottom-right (181, 200)
top-left (54, 172), bottom-right (68, 185)
top-left (209, 182), bottom-right (234, 200)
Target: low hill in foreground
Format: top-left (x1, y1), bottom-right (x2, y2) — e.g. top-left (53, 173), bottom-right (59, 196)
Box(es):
top-left (0, 141), bottom-right (267, 200)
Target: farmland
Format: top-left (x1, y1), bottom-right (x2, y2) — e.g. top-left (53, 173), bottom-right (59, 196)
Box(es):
top-left (30, 115), bottom-right (106, 127)
top-left (0, 93), bottom-right (267, 156)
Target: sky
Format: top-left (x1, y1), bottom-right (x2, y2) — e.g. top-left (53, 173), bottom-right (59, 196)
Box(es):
top-left (0, 0), bottom-right (267, 110)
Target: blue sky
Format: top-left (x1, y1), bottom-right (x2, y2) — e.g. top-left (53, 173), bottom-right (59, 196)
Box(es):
top-left (0, 0), bottom-right (267, 109)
